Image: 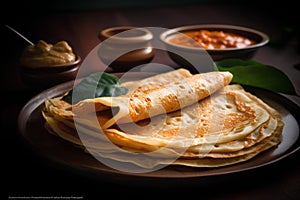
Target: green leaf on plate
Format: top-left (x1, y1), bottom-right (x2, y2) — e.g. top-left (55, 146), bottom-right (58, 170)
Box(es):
top-left (62, 72), bottom-right (128, 104)
top-left (215, 58), bottom-right (297, 95)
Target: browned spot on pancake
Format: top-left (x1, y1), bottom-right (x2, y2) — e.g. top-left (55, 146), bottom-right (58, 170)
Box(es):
top-left (161, 93), bottom-right (180, 111)
top-left (129, 83), bottom-right (163, 121)
top-left (223, 92), bottom-right (255, 130)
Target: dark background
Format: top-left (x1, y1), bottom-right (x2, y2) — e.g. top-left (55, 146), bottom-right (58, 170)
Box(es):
top-left (2, 0), bottom-right (299, 62)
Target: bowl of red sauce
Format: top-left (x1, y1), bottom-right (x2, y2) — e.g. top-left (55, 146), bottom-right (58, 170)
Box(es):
top-left (160, 24), bottom-right (269, 71)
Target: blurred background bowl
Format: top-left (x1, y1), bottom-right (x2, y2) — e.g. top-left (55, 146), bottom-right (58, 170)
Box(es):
top-left (98, 26), bottom-right (155, 72)
top-left (160, 24), bottom-right (269, 72)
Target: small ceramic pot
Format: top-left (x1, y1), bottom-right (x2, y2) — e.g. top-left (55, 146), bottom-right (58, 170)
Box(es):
top-left (98, 26), bottom-right (155, 72)
top-left (20, 56), bottom-right (81, 89)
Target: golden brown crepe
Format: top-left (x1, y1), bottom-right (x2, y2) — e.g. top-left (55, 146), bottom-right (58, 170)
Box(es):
top-left (42, 69), bottom-right (283, 169)
top-left (72, 70), bottom-right (233, 129)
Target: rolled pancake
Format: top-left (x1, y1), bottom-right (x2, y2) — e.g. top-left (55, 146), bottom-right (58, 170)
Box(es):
top-left (73, 68), bottom-right (193, 113)
top-left (72, 70), bottom-right (233, 129)
top-left (43, 68), bottom-right (193, 120)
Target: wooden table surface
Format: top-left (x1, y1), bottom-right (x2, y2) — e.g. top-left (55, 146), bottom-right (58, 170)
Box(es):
top-left (3, 2), bottom-right (300, 199)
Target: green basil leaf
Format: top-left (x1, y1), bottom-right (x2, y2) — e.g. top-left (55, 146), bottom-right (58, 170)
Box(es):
top-left (62, 72), bottom-right (128, 104)
top-left (215, 58), bottom-right (297, 95)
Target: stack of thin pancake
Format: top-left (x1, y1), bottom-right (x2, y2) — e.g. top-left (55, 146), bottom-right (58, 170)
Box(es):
top-left (42, 68), bottom-right (284, 168)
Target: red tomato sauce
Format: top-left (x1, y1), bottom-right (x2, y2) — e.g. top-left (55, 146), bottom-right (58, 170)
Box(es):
top-left (169, 30), bottom-right (256, 49)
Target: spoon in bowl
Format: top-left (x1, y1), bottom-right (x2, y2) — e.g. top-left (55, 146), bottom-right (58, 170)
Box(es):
top-left (5, 25), bottom-right (34, 45)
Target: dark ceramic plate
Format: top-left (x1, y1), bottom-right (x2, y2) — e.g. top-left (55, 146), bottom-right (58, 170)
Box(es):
top-left (18, 73), bottom-right (300, 186)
